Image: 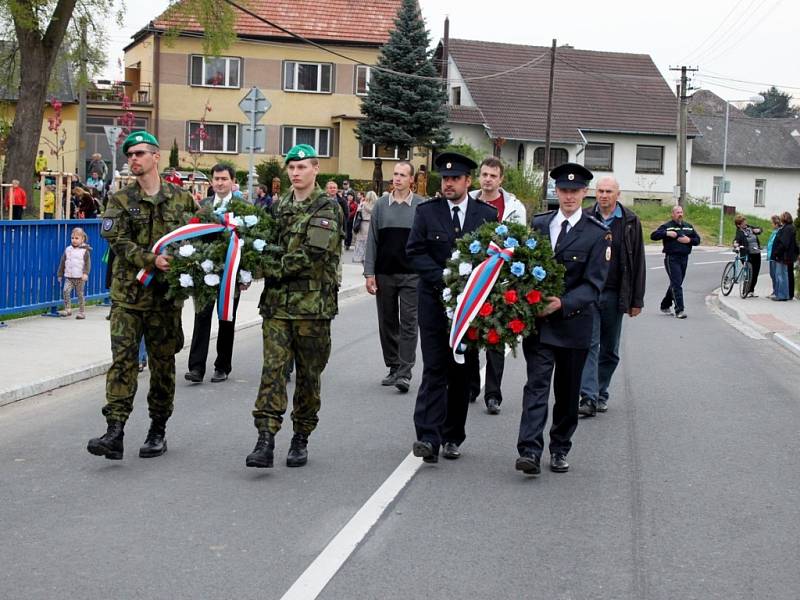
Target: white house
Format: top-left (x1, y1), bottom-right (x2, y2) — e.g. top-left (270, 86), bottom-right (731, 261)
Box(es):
top-left (438, 38), bottom-right (696, 204)
top-left (688, 91), bottom-right (800, 218)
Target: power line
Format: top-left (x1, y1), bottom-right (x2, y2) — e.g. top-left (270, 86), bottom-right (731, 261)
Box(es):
top-left (688, 0), bottom-right (768, 63)
top-left (700, 0), bottom-right (783, 65)
top-left (699, 73), bottom-right (800, 92)
top-left (679, 0), bottom-right (750, 63)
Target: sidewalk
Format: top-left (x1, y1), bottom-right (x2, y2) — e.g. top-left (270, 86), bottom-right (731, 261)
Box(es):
top-left (713, 269), bottom-right (800, 357)
top-left (0, 256), bottom-right (367, 407)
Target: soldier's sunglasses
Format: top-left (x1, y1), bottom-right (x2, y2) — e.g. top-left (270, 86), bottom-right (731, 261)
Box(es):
top-left (126, 150), bottom-right (153, 158)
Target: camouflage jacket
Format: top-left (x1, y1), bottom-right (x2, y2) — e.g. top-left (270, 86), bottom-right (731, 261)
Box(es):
top-left (259, 186), bottom-right (342, 320)
top-left (101, 179), bottom-right (196, 310)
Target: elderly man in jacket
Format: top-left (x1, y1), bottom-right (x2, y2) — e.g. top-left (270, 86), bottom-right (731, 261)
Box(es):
top-left (467, 156), bottom-right (527, 414)
top-left (578, 176), bottom-right (645, 416)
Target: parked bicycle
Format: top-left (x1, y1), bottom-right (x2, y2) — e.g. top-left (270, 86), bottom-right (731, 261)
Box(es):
top-left (720, 251), bottom-right (751, 298)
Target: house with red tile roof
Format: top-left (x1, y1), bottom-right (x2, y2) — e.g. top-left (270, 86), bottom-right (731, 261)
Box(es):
top-left (118, 0), bottom-right (413, 183)
top-left (439, 38), bottom-right (698, 204)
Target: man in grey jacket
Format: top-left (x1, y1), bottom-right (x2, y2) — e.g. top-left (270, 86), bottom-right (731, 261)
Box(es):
top-left (364, 161), bottom-right (425, 393)
top-left (467, 157), bottom-right (527, 414)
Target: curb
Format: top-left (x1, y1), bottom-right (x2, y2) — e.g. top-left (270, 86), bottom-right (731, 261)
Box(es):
top-left (0, 285), bottom-right (368, 408)
top-left (712, 288), bottom-right (800, 359)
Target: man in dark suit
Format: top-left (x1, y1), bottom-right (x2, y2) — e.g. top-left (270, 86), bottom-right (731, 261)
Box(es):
top-left (406, 152), bottom-right (497, 464)
top-left (516, 163), bottom-right (610, 476)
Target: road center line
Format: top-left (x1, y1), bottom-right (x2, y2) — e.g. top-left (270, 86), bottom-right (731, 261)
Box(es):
top-left (279, 352), bottom-right (499, 599)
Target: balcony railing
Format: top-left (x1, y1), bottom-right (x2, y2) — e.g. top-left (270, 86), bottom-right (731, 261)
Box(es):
top-left (87, 82), bottom-right (152, 105)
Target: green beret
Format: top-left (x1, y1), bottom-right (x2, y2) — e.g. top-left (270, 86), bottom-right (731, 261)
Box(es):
top-left (284, 144), bottom-right (317, 164)
top-left (122, 130), bottom-right (159, 154)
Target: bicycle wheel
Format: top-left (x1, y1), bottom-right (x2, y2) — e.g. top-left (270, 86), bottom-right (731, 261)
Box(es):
top-left (739, 263), bottom-right (752, 298)
top-left (720, 262), bottom-right (735, 296)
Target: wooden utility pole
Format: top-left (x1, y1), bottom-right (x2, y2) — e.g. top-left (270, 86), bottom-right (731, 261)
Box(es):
top-left (670, 65), bottom-right (697, 207)
top-left (540, 39), bottom-right (556, 211)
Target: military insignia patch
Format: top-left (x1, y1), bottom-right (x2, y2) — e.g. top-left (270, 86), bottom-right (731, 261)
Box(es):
top-left (568, 173), bottom-right (575, 181)
top-left (102, 218), bottom-right (114, 231)
top-left (446, 162), bottom-right (452, 169)
top-left (298, 150), bottom-right (305, 158)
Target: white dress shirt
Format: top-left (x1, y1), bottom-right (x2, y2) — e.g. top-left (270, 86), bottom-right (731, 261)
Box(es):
top-left (213, 192), bottom-right (233, 210)
top-left (447, 196), bottom-right (468, 230)
top-left (549, 208), bottom-right (583, 251)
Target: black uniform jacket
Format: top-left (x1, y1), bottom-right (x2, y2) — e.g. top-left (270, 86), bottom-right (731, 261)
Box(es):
top-left (406, 196), bottom-right (497, 289)
top-left (531, 210), bottom-right (610, 349)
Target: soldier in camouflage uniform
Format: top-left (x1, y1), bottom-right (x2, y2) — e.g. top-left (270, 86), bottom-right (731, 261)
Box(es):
top-left (87, 131), bottom-right (196, 461)
top-left (246, 144), bottom-right (342, 469)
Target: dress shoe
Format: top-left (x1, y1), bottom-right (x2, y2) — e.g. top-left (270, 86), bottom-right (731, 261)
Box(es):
top-left (139, 420), bottom-right (167, 458)
top-left (675, 311), bottom-right (687, 319)
top-left (381, 371), bottom-right (397, 386)
top-left (486, 396), bottom-right (501, 415)
top-left (596, 399), bottom-right (608, 413)
top-left (87, 421), bottom-right (124, 460)
top-left (442, 442), bottom-right (461, 460)
top-left (210, 370), bottom-right (228, 382)
top-left (550, 453), bottom-right (569, 473)
top-left (412, 441), bottom-right (438, 463)
top-left (515, 452), bottom-right (541, 475)
top-left (184, 369), bottom-right (203, 383)
top-left (578, 399), bottom-right (597, 417)
top-left (246, 431), bottom-right (275, 468)
top-left (286, 433), bottom-right (309, 467)
top-left (394, 377), bottom-right (410, 393)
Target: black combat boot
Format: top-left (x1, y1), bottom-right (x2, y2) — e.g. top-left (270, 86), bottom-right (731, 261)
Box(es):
top-left (139, 419), bottom-right (168, 458)
top-left (286, 433), bottom-right (308, 467)
top-left (87, 421), bottom-right (125, 460)
top-left (246, 431), bottom-right (275, 468)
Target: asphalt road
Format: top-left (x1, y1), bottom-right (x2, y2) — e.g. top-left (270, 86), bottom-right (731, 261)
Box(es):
top-left (1, 250), bottom-right (799, 600)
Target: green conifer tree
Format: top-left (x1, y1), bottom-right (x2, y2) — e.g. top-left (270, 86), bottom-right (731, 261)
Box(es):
top-left (356, 0), bottom-right (450, 154)
top-left (169, 139), bottom-right (180, 168)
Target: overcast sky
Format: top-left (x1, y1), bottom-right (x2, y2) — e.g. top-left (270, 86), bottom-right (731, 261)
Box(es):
top-left (104, 0), bottom-right (800, 105)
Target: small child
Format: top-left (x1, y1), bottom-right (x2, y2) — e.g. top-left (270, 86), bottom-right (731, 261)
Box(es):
top-left (43, 185), bottom-right (55, 219)
top-left (57, 227), bottom-right (92, 319)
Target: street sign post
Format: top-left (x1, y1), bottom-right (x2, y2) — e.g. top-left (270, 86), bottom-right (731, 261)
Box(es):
top-left (239, 87), bottom-right (271, 200)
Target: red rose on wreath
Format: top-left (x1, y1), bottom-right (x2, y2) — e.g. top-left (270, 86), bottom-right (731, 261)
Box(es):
top-left (503, 290), bottom-right (518, 305)
top-left (478, 302), bottom-right (493, 317)
top-left (188, 216), bottom-right (201, 224)
top-left (466, 327), bottom-right (479, 341)
top-left (486, 329), bottom-right (500, 344)
top-left (508, 319), bottom-right (526, 334)
top-left (526, 289), bottom-right (542, 304)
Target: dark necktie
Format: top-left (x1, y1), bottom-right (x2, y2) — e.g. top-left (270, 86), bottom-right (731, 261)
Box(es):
top-left (555, 219), bottom-right (569, 250)
top-left (452, 206), bottom-right (461, 236)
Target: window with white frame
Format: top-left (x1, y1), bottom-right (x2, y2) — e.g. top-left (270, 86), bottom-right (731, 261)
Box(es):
top-left (712, 176), bottom-right (723, 205)
top-left (754, 178), bottom-right (766, 207)
top-left (187, 122), bottom-right (239, 153)
top-left (360, 143), bottom-right (410, 160)
top-left (283, 61), bottom-right (333, 93)
top-left (635, 145), bottom-right (664, 174)
top-left (355, 65), bottom-right (372, 96)
top-left (281, 126), bottom-right (331, 157)
top-left (584, 143), bottom-right (613, 171)
top-left (190, 55), bottom-right (241, 88)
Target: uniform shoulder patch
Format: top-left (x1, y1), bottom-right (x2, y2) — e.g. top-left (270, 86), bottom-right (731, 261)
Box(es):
top-left (101, 218), bottom-right (114, 231)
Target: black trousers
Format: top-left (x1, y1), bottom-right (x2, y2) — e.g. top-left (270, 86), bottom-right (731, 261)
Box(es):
top-left (746, 252), bottom-right (761, 296)
top-left (660, 254), bottom-right (689, 313)
top-left (414, 285), bottom-right (478, 451)
top-left (518, 333), bottom-right (588, 458)
top-left (375, 273), bottom-right (419, 379)
top-left (11, 206), bottom-right (23, 220)
top-left (187, 296), bottom-right (240, 377)
top-left (467, 349), bottom-right (506, 405)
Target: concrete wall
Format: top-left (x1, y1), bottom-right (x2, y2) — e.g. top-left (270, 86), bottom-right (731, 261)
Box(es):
top-left (690, 164), bottom-right (800, 218)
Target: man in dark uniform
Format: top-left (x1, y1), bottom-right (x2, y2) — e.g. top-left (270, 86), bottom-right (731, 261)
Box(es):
top-left (406, 152), bottom-right (497, 463)
top-left (87, 130), bottom-right (197, 460)
top-left (246, 144), bottom-right (342, 469)
top-left (516, 162), bottom-right (610, 476)
top-left (650, 205), bottom-right (701, 319)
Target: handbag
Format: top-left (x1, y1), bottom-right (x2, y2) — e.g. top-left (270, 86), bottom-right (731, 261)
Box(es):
top-left (352, 209), bottom-right (363, 233)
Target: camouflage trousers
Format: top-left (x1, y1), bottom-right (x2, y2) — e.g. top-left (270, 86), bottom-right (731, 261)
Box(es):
top-left (102, 304), bottom-right (184, 424)
top-left (252, 318), bottom-right (332, 435)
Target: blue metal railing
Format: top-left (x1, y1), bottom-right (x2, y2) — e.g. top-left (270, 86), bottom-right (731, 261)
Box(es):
top-left (0, 219), bottom-right (109, 317)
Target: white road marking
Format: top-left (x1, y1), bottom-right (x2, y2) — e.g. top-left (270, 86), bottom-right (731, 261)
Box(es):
top-left (279, 352), bottom-right (501, 599)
